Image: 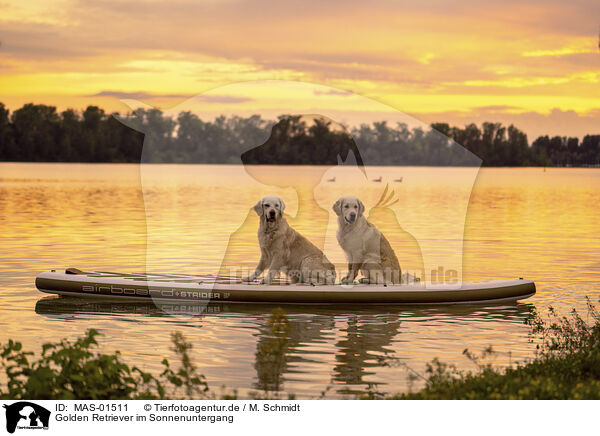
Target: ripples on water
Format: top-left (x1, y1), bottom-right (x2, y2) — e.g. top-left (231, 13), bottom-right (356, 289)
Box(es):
top-left (0, 163), bottom-right (599, 398)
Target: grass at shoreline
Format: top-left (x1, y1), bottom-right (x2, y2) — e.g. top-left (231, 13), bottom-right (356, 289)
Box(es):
top-left (2, 300), bottom-right (600, 400)
top-left (388, 301), bottom-right (600, 400)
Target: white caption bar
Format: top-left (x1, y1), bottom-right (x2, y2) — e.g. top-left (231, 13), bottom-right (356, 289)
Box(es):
top-left (0, 400), bottom-right (594, 435)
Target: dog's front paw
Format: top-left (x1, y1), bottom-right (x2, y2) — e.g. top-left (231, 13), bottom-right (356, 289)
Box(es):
top-left (341, 276), bottom-right (354, 284)
top-left (358, 277), bottom-right (370, 284)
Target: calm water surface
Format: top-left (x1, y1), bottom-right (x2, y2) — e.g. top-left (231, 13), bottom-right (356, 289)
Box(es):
top-left (1, 163), bottom-right (599, 398)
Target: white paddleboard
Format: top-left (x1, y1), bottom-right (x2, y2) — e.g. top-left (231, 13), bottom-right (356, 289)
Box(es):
top-left (35, 268), bottom-right (536, 305)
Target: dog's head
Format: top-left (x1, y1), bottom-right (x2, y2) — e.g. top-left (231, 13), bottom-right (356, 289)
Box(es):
top-left (333, 196), bottom-right (364, 225)
top-left (253, 195), bottom-right (286, 224)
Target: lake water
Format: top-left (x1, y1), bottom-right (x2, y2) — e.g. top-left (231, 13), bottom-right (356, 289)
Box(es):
top-left (1, 163), bottom-right (599, 398)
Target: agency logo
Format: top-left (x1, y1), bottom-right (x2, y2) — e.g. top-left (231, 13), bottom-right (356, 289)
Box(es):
top-left (2, 402), bottom-right (50, 434)
top-left (117, 80), bottom-right (481, 304)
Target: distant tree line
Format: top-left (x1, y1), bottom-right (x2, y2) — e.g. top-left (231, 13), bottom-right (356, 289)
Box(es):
top-left (0, 102), bottom-right (598, 166)
top-left (432, 122), bottom-right (600, 167)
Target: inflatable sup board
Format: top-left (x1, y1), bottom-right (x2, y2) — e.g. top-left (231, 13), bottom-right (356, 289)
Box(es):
top-left (35, 268), bottom-right (536, 305)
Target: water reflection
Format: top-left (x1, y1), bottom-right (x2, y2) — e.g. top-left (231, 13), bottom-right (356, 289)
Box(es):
top-left (253, 309), bottom-right (290, 392)
top-left (3, 164), bottom-right (599, 397)
top-left (35, 295), bottom-right (534, 320)
top-left (35, 295), bottom-right (534, 396)
top-left (332, 313), bottom-right (401, 394)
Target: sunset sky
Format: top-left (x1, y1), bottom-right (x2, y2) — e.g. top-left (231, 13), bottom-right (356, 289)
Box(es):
top-left (1, 0), bottom-right (599, 139)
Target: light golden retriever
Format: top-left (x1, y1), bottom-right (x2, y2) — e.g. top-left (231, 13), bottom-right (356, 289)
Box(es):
top-left (243, 195), bottom-right (336, 284)
top-left (333, 196), bottom-right (401, 284)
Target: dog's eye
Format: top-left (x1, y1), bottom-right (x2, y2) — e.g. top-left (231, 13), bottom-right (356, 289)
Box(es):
top-left (264, 204), bottom-right (270, 207)
top-left (275, 204), bottom-right (279, 208)
top-left (344, 205), bottom-right (349, 208)
top-left (354, 205), bottom-right (357, 209)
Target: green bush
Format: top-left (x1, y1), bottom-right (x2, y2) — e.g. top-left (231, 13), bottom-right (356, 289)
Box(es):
top-left (0, 329), bottom-right (207, 400)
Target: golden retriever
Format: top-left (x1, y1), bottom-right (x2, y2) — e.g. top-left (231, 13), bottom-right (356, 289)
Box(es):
top-left (243, 195), bottom-right (336, 284)
top-left (333, 196), bottom-right (401, 284)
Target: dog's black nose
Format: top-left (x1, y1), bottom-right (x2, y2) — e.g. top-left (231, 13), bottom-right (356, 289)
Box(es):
top-left (349, 212), bottom-right (356, 219)
top-left (269, 210), bottom-right (276, 218)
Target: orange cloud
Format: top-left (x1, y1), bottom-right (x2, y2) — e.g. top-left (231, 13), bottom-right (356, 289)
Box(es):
top-left (0, 0), bottom-right (598, 138)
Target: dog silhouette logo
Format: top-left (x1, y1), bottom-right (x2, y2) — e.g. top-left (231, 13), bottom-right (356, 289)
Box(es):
top-left (3, 402), bottom-right (50, 433)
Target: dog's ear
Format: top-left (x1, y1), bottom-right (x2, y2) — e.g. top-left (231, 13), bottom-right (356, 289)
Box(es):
top-left (279, 198), bottom-right (286, 216)
top-left (253, 199), bottom-right (263, 216)
top-left (332, 199), bottom-right (343, 216)
top-left (357, 198), bottom-right (365, 216)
